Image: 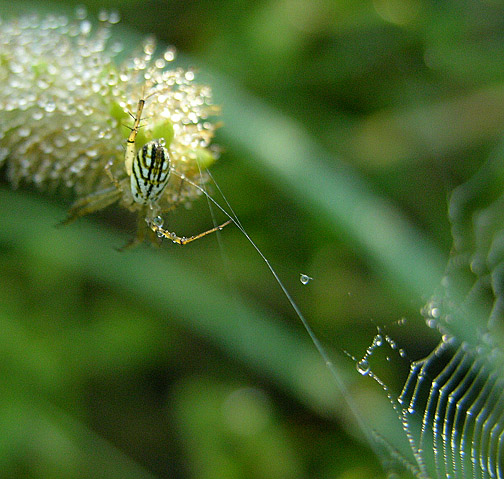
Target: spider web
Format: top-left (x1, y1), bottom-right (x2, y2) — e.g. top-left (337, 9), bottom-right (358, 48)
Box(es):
top-left (361, 140), bottom-right (504, 478)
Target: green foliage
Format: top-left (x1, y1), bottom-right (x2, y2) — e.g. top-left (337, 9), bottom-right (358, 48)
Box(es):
top-left (2, 0), bottom-right (504, 477)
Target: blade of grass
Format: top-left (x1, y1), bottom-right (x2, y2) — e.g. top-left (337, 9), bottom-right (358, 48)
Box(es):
top-left (209, 75), bottom-right (446, 302)
top-left (0, 188), bottom-right (346, 417)
top-left (205, 73), bottom-right (487, 345)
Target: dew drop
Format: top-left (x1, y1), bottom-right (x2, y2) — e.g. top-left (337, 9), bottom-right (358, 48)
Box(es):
top-left (426, 319), bottom-right (437, 329)
top-left (356, 359), bottom-right (370, 376)
top-left (18, 127), bottom-right (31, 138)
top-left (155, 58), bottom-right (165, 69)
top-left (156, 230), bottom-right (164, 239)
top-left (80, 20), bottom-right (92, 35)
top-left (385, 335), bottom-right (397, 349)
top-left (97, 10), bottom-right (107, 22)
top-left (111, 41), bottom-right (123, 53)
top-left (36, 79), bottom-right (49, 90)
top-left (67, 131), bottom-right (80, 143)
top-left (44, 101), bottom-right (56, 113)
top-left (54, 134), bottom-right (66, 149)
top-left (75, 6), bottom-right (87, 20)
top-left (143, 40), bottom-right (156, 55)
top-left (164, 48), bottom-right (176, 62)
top-left (153, 216), bottom-right (164, 227)
top-left (300, 274), bottom-right (312, 285)
top-left (108, 11), bottom-right (120, 24)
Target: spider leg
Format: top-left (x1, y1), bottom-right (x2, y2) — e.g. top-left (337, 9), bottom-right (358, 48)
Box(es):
top-left (104, 159), bottom-right (124, 189)
top-left (148, 219), bottom-right (232, 245)
top-left (61, 186), bottom-right (122, 225)
top-left (115, 212), bottom-right (161, 251)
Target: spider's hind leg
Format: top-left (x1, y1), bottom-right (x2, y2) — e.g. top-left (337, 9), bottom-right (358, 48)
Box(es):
top-left (117, 211), bottom-right (162, 250)
top-left (60, 186), bottom-right (122, 226)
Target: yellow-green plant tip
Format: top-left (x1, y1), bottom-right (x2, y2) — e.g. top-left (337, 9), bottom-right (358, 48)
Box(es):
top-left (31, 61), bottom-right (49, 77)
top-left (151, 120), bottom-right (174, 146)
top-left (135, 128), bottom-right (148, 148)
top-left (110, 101), bottom-right (130, 125)
top-left (188, 147), bottom-right (216, 170)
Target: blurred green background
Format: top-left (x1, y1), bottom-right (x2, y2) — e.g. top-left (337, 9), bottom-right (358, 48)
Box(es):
top-left (1, 0), bottom-right (503, 477)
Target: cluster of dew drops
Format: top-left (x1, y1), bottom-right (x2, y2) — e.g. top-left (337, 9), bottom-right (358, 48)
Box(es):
top-left (354, 320), bottom-right (408, 377)
top-left (0, 6), bottom-right (218, 212)
top-left (0, 8), bottom-right (127, 191)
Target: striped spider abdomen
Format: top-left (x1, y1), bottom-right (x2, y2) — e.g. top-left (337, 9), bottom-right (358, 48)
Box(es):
top-left (131, 140), bottom-right (171, 204)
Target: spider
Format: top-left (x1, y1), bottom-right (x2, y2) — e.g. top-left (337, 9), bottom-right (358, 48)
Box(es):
top-left (66, 91), bottom-right (231, 246)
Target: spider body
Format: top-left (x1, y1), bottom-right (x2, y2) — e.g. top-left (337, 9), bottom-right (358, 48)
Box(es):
top-left (124, 94), bottom-right (231, 245)
top-left (131, 140), bottom-right (171, 204)
top-left (65, 92), bottom-right (231, 246)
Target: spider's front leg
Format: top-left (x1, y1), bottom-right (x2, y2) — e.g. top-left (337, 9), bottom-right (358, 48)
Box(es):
top-left (147, 216), bottom-right (232, 245)
top-left (105, 159), bottom-right (124, 190)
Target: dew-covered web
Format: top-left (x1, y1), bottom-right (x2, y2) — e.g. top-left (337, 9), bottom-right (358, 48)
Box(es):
top-left (353, 145), bottom-right (504, 478)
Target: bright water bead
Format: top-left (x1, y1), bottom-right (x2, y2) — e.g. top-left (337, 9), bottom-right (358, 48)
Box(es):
top-left (153, 216), bottom-right (164, 227)
top-left (356, 359), bottom-right (370, 376)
